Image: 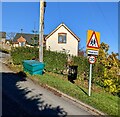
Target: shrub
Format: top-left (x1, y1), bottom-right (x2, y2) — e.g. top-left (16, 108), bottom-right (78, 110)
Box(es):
top-left (11, 45), bottom-right (120, 96)
top-left (11, 47), bottom-right (89, 76)
top-left (11, 47), bottom-right (38, 65)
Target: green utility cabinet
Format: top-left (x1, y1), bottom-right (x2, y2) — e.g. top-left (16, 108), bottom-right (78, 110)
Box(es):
top-left (23, 60), bottom-right (45, 75)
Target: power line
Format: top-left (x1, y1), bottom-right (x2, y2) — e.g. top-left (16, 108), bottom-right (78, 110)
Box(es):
top-left (95, 3), bottom-right (116, 39)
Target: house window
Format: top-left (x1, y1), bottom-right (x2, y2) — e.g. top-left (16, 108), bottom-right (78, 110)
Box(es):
top-left (58, 33), bottom-right (67, 43)
top-left (19, 42), bottom-right (25, 47)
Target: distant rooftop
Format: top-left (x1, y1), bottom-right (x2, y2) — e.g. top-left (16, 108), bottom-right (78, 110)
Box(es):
top-left (13, 33), bottom-right (48, 44)
top-left (0, 32), bottom-right (6, 38)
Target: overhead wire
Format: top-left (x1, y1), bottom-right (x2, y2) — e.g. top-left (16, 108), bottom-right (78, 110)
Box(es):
top-left (95, 3), bottom-right (116, 39)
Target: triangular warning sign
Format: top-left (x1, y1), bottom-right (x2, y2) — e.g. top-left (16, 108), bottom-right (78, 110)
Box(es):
top-left (87, 31), bottom-right (99, 49)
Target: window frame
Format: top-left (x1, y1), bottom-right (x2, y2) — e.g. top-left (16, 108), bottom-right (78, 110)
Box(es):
top-left (58, 33), bottom-right (67, 44)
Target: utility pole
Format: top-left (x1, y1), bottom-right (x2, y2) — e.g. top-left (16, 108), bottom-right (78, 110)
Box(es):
top-left (39, 0), bottom-right (46, 62)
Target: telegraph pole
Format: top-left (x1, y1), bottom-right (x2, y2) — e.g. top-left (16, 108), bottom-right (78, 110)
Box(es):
top-left (39, 0), bottom-right (45, 62)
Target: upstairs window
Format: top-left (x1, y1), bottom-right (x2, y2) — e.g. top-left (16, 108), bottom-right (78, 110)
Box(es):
top-left (58, 33), bottom-right (67, 43)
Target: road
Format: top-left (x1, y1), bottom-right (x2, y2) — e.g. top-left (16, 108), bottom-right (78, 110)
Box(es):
top-left (1, 52), bottom-right (95, 117)
top-left (0, 51), bottom-right (10, 64)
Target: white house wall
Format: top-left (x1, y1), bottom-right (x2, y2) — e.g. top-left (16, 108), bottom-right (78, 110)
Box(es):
top-left (13, 43), bottom-right (19, 47)
top-left (46, 26), bottom-right (78, 56)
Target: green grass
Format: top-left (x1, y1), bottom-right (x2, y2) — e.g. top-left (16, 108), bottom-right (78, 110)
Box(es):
top-left (27, 72), bottom-right (119, 116)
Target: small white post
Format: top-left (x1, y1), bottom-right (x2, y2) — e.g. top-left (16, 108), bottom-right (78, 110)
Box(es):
top-left (88, 63), bottom-right (92, 96)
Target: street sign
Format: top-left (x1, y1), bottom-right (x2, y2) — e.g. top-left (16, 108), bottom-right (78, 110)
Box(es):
top-left (87, 30), bottom-right (100, 51)
top-left (86, 30), bottom-right (100, 96)
top-left (87, 50), bottom-right (99, 56)
top-left (88, 56), bottom-right (96, 64)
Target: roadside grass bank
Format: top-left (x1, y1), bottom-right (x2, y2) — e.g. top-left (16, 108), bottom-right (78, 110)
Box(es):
top-left (7, 64), bottom-right (119, 116)
top-left (10, 47), bottom-right (120, 97)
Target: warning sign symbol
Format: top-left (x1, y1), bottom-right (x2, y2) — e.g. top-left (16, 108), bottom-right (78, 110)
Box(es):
top-left (87, 31), bottom-right (99, 49)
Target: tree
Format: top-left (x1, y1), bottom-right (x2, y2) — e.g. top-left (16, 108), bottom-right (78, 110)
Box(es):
top-left (6, 32), bottom-right (16, 41)
top-left (78, 46), bottom-right (86, 57)
top-left (31, 30), bottom-right (38, 46)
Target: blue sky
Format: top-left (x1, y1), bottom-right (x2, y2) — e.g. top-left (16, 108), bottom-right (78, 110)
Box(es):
top-left (2, 2), bottom-right (118, 53)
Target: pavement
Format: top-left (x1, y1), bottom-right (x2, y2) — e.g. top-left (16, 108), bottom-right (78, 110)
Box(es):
top-left (0, 52), bottom-right (105, 117)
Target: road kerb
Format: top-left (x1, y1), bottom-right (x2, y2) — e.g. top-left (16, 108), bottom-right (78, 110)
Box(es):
top-left (28, 77), bottom-right (106, 116)
top-left (45, 84), bottom-right (106, 116)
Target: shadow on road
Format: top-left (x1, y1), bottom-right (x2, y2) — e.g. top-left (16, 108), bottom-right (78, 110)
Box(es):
top-left (2, 72), bottom-right (67, 117)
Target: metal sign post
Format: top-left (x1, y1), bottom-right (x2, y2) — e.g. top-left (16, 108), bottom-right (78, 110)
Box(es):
top-left (88, 63), bottom-right (92, 96)
top-left (88, 56), bottom-right (96, 96)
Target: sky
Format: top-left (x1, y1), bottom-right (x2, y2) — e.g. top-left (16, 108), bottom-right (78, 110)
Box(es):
top-left (1, 2), bottom-right (118, 54)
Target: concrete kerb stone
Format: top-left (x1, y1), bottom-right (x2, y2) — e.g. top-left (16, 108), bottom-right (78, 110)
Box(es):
top-left (45, 85), bottom-right (106, 116)
top-left (28, 76), bottom-right (106, 116)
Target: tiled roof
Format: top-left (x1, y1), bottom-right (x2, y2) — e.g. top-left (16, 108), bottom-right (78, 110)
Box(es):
top-left (17, 36), bottom-right (26, 42)
top-left (13, 33), bottom-right (48, 44)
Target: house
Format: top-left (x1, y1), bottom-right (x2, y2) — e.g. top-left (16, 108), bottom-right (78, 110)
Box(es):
top-left (0, 32), bottom-right (6, 44)
top-left (45, 23), bottom-right (80, 56)
top-left (13, 36), bottom-right (26, 47)
top-left (5, 39), bottom-right (11, 45)
top-left (13, 33), bottom-right (47, 47)
top-left (0, 32), bottom-right (11, 50)
top-left (13, 23), bottom-right (80, 56)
